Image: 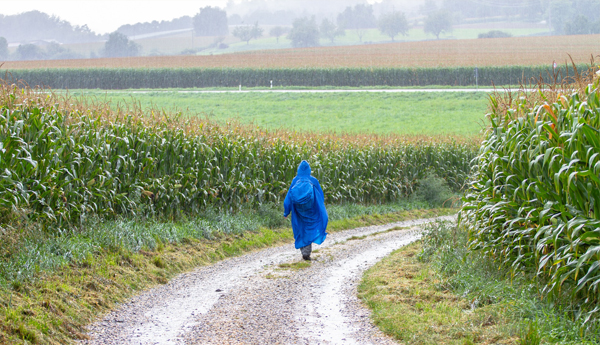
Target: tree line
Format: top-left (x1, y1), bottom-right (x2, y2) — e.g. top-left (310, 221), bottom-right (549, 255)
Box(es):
top-left (198, 4), bottom-right (452, 49)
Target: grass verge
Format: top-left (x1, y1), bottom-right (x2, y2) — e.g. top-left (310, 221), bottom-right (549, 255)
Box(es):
top-left (0, 205), bottom-right (453, 344)
top-left (358, 221), bottom-right (600, 345)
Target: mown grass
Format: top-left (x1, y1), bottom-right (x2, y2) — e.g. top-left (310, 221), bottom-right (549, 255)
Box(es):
top-left (76, 90), bottom-right (489, 136)
top-left (0, 200), bottom-right (453, 344)
top-left (359, 221), bottom-right (600, 344)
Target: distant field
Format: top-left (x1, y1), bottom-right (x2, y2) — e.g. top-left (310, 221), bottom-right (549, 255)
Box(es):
top-left (75, 90), bottom-right (490, 137)
top-left (4, 34), bottom-right (598, 70)
top-left (8, 24), bottom-right (548, 57)
top-left (196, 26), bottom-right (550, 56)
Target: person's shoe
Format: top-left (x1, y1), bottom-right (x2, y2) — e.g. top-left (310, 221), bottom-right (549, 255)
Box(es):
top-left (302, 254), bottom-right (311, 261)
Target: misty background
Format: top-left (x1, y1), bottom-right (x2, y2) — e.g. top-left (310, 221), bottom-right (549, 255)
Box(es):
top-left (0, 0), bottom-right (599, 61)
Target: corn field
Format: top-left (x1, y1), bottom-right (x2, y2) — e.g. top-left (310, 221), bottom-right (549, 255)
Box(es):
top-left (3, 65), bottom-right (586, 89)
top-left (0, 81), bottom-right (475, 230)
top-left (462, 68), bottom-right (600, 310)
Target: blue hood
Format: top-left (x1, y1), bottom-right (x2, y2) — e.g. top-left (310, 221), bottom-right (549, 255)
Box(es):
top-left (284, 160), bottom-right (328, 249)
top-left (297, 160), bottom-right (311, 177)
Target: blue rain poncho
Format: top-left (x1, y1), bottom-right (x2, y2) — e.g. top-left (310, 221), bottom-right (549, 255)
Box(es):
top-left (283, 161), bottom-right (328, 249)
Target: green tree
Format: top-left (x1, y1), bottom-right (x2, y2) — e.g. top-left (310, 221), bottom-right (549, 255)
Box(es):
top-left (0, 37), bottom-right (8, 60)
top-left (547, 0), bottom-right (600, 34)
top-left (45, 41), bottom-right (83, 59)
top-left (287, 16), bottom-right (320, 48)
top-left (269, 26), bottom-right (287, 43)
top-left (103, 32), bottom-right (140, 57)
top-left (564, 15), bottom-right (591, 34)
top-left (46, 42), bottom-right (66, 56)
top-left (320, 18), bottom-right (345, 43)
top-left (424, 10), bottom-right (453, 39)
top-left (337, 4), bottom-right (376, 42)
top-left (193, 6), bottom-right (228, 36)
top-left (16, 44), bottom-right (45, 60)
top-left (564, 14), bottom-right (600, 35)
top-left (377, 12), bottom-right (409, 41)
top-left (233, 22), bottom-right (263, 45)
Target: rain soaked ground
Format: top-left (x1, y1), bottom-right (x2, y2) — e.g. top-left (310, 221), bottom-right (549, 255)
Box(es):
top-left (81, 216), bottom-right (454, 345)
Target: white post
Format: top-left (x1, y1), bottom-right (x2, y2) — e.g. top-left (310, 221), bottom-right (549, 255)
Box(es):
top-left (239, 84), bottom-right (241, 91)
top-left (270, 80), bottom-right (273, 89)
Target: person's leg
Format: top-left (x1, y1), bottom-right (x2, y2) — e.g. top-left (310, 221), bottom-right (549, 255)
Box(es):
top-left (301, 243), bottom-right (312, 260)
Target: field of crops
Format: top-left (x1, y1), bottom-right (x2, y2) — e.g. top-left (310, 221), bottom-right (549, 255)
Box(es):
top-left (462, 68), bottom-right (600, 317)
top-left (0, 81), bottom-right (476, 231)
top-left (2, 34), bottom-right (598, 70)
top-left (5, 64), bottom-right (588, 89)
top-left (81, 90), bottom-right (489, 136)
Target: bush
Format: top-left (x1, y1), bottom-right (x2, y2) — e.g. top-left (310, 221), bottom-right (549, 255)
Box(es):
top-left (413, 174), bottom-right (455, 208)
top-left (478, 30), bottom-right (512, 39)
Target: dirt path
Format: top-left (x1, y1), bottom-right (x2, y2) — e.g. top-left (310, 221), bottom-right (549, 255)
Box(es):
top-left (81, 216), bottom-right (453, 345)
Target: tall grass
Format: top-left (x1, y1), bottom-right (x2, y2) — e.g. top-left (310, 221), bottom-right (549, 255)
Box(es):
top-left (461, 66), bottom-right (600, 320)
top-left (419, 221), bottom-right (600, 344)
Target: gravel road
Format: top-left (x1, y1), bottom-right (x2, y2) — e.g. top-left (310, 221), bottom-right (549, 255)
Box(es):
top-left (81, 216), bottom-right (454, 345)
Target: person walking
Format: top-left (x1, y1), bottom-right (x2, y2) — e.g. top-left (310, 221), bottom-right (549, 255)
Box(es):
top-left (283, 160), bottom-right (328, 260)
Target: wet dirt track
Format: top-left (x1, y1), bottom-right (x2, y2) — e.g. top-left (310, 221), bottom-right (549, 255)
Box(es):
top-left (82, 216), bottom-right (454, 345)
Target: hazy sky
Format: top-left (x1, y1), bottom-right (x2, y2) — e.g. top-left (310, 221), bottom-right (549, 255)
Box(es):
top-left (0, 0), bottom-right (384, 34)
top-left (0, 0), bottom-right (232, 34)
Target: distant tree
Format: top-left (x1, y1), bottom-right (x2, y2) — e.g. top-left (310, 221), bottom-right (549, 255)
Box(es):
top-left (232, 22), bottom-right (263, 44)
top-left (193, 6), bottom-right (228, 36)
top-left (45, 41), bottom-right (83, 60)
top-left (377, 12), bottom-right (409, 41)
top-left (424, 10), bottom-right (453, 39)
top-left (251, 22), bottom-right (263, 40)
top-left (337, 4), bottom-right (376, 42)
top-left (269, 26), bottom-right (288, 43)
top-left (103, 32), bottom-right (140, 57)
top-left (592, 20), bottom-right (600, 34)
top-left (564, 14), bottom-right (600, 35)
top-left (0, 10), bottom-right (101, 44)
top-left (478, 30), bottom-right (512, 39)
top-left (0, 37), bottom-right (8, 60)
top-left (46, 42), bottom-right (65, 56)
top-left (320, 18), bottom-right (345, 43)
top-left (287, 16), bottom-right (320, 48)
top-left (16, 44), bottom-right (45, 60)
top-left (547, 0), bottom-right (600, 34)
top-left (233, 26), bottom-right (253, 44)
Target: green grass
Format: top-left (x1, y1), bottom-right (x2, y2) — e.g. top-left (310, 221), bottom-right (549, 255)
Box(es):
top-left (278, 261), bottom-right (311, 270)
top-left (75, 90), bottom-right (489, 136)
top-left (359, 221), bottom-right (600, 344)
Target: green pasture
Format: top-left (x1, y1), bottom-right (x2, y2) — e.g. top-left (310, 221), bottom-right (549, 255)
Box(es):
top-left (194, 27), bottom-right (549, 56)
top-left (76, 90), bottom-right (490, 137)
